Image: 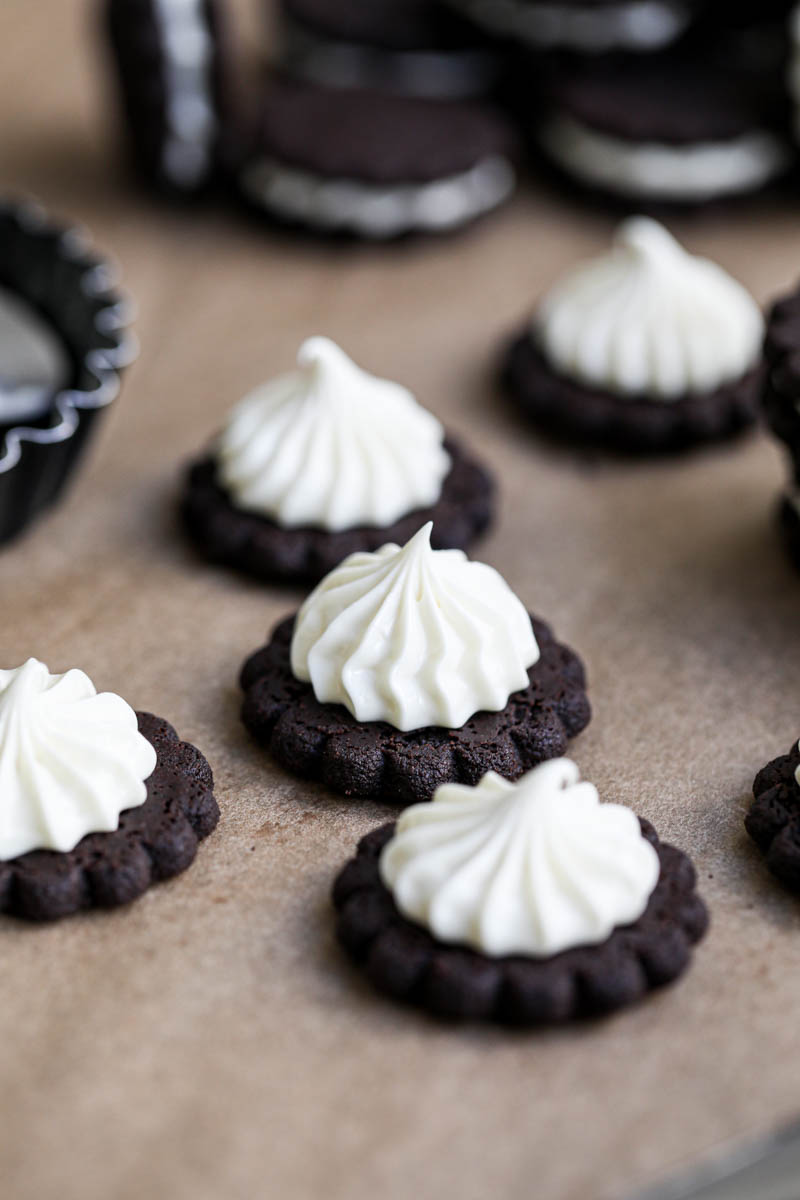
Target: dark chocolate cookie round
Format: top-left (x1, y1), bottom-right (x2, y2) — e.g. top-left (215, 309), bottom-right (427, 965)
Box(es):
top-left (0, 713), bottom-right (219, 921)
top-left (502, 332), bottom-right (762, 453)
top-left (240, 613), bottom-right (590, 806)
top-left (181, 436), bottom-right (495, 586)
top-left (251, 76), bottom-right (513, 184)
top-left (333, 819), bottom-right (708, 1023)
top-left (104, 0), bottom-right (233, 195)
top-left (747, 739), bottom-right (800, 890)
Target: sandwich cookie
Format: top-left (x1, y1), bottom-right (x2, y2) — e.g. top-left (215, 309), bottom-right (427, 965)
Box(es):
top-left (240, 524), bottom-right (590, 805)
top-left (182, 337), bottom-right (495, 584)
top-left (534, 52), bottom-right (789, 202)
top-left (238, 76), bottom-right (516, 239)
top-left (502, 217), bottom-right (765, 452)
top-left (276, 0), bottom-right (497, 99)
top-left (748, 740), bottom-right (800, 890)
top-left (0, 660), bottom-right (219, 920)
top-left (333, 759), bottom-right (708, 1022)
top-left (104, 0), bottom-right (232, 195)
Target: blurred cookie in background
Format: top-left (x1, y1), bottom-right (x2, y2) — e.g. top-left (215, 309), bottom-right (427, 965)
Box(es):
top-left (103, 0), bottom-right (236, 196)
top-left (273, 0), bottom-right (498, 99)
top-left (501, 216), bottom-right (765, 452)
top-left (527, 48), bottom-right (791, 203)
top-left (237, 74), bottom-right (517, 238)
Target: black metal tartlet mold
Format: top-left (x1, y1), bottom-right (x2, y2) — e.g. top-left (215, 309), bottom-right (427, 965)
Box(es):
top-left (0, 198), bottom-right (136, 546)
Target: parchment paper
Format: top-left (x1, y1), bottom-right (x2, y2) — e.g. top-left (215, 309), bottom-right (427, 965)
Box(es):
top-left (1, 3), bottom-right (799, 1198)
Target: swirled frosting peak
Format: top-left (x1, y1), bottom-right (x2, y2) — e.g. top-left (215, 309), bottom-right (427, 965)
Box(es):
top-left (290, 522), bottom-right (539, 731)
top-left (216, 337), bottom-right (451, 531)
top-left (380, 758), bottom-right (661, 957)
top-left (535, 216), bottom-right (763, 399)
top-left (0, 659), bottom-right (157, 860)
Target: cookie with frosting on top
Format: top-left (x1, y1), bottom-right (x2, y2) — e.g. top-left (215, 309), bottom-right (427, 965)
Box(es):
top-left (237, 75), bottom-right (516, 239)
top-left (239, 523), bottom-right (590, 805)
top-left (182, 337), bottom-right (495, 584)
top-left (747, 739), bottom-right (800, 889)
top-left (0, 659), bottom-right (219, 921)
top-left (104, 0), bottom-right (233, 195)
top-left (333, 759), bottom-right (708, 1022)
top-left (275, 0), bottom-right (497, 100)
top-left (502, 217), bottom-right (765, 452)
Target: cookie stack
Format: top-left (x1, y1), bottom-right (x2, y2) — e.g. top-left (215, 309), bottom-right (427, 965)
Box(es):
top-left (102, 0), bottom-right (800, 226)
top-left (449, 0), bottom-right (793, 204)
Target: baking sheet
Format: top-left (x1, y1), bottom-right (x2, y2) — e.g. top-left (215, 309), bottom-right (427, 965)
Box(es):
top-left (2, 3), bottom-right (800, 1198)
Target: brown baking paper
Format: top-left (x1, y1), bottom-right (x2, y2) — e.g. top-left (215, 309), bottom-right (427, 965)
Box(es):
top-left (1, 3), bottom-right (800, 1198)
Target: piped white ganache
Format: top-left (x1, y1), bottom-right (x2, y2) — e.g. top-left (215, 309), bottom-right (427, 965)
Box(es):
top-left (216, 337), bottom-right (451, 531)
top-left (380, 758), bottom-right (661, 956)
top-left (535, 217), bottom-right (764, 399)
top-left (290, 522), bottom-right (539, 731)
top-left (0, 659), bottom-right (157, 859)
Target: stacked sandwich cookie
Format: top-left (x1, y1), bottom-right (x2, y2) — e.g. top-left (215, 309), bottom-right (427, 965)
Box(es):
top-left (104, 0), bottom-right (234, 196)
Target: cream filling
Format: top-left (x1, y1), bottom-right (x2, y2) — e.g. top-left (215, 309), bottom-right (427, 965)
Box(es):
top-left (240, 155), bottom-right (515, 238)
top-left (153, 0), bottom-right (217, 188)
top-left (539, 114), bottom-right (790, 201)
top-left (446, 0), bottom-right (689, 51)
top-left (0, 286), bottom-right (70, 425)
top-left (281, 18), bottom-right (496, 99)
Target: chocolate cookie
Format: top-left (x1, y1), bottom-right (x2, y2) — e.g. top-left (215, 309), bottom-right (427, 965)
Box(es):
top-left (333, 819), bottom-right (708, 1022)
top-left (104, 0), bottom-right (233, 195)
top-left (502, 331), bottom-right (762, 453)
top-left (531, 50), bottom-right (789, 202)
top-left (0, 713), bottom-right (219, 921)
top-left (747, 739), bottom-right (800, 890)
top-left (181, 435), bottom-right (495, 585)
top-left (237, 75), bottom-right (516, 238)
top-left (240, 613), bottom-right (590, 805)
top-left (764, 286), bottom-right (800, 471)
top-left (277, 0), bottom-right (496, 98)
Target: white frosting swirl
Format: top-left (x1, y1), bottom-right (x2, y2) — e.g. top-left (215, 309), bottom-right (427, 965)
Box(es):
top-left (290, 522), bottom-right (539, 731)
top-left (380, 758), bottom-right (661, 957)
top-left (0, 659), bottom-right (157, 860)
top-left (216, 338), bottom-right (451, 531)
top-left (535, 216), bottom-right (764, 399)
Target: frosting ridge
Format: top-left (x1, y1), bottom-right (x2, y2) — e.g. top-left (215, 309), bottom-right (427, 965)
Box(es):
top-left (0, 659), bottom-right (157, 860)
top-left (380, 758), bottom-right (661, 956)
top-left (535, 216), bottom-right (764, 399)
top-left (217, 337), bottom-right (451, 531)
top-left (290, 522), bottom-right (539, 731)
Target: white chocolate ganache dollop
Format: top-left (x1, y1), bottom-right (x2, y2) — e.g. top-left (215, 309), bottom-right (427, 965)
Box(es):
top-left (380, 758), bottom-right (661, 957)
top-left (535, 216), bottom-right (764, 400)
top-left (216, 337), bottom-right (451, 531)
top-left (290, 522), bottom-right (539, 731)
top-left (0, 659), bottom-right (157, 860)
